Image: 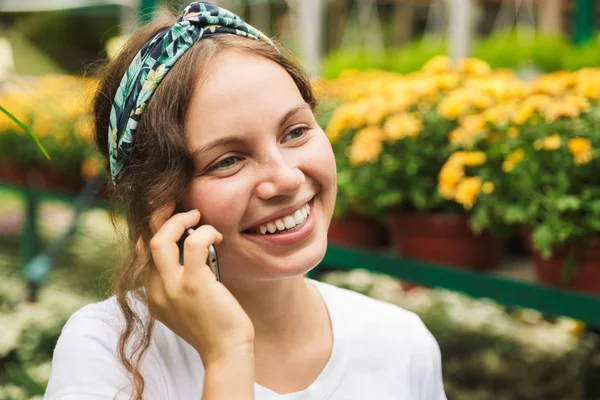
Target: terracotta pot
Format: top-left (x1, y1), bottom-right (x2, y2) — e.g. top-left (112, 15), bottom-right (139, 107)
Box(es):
top-left (0, 161), bottom-right (27, 186)
top-left (387, 212), bottom-right (504, 269)
top-left (522, 232), bottom-right (600, 295)
top-left (328, 213), bottom-right (389, 249)
top-left (0, 162), bottom-right (84, 193)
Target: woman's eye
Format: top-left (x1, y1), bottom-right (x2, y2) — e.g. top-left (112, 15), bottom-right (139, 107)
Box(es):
top-left (208, 156), bottom-right (241, 172)
top-left (283, 127), bottom-right (308, 143)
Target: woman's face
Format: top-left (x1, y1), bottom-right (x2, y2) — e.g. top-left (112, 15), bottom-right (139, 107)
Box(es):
top-left (182, 50), bottom-right (336, 285)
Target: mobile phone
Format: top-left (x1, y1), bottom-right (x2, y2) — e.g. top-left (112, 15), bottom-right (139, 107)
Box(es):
top-left (175, 206), bottom-right (221, 282)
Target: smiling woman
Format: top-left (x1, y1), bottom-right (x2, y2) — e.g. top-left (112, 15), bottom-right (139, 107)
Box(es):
top-left (43, 2), bottom-right (447, 400)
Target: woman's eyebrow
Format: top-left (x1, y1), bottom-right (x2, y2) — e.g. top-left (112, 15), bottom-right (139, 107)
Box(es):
top-left (278, 102), bottom-right (310, 130)
top-left (192, 103), bottom-right (310, 158)
top-left (192, 136), bottom-right (248, 158)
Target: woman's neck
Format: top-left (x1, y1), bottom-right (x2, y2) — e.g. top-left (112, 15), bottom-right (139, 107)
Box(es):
top-left (227, 276), bottom-right (329, 351)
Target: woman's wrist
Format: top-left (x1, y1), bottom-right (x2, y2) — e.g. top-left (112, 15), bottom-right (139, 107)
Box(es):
top-left (202, 345), bottom-right (255, 400)
top-left (199, 342), bottom-right (255, 368)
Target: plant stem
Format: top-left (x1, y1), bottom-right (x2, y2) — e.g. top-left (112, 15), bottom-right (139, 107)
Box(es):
top-left (0, 104), bottom-right (50, 160)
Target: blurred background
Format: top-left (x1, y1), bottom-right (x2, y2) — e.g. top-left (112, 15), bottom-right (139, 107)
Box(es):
top-left (1, 0), bottom-right (600, 399)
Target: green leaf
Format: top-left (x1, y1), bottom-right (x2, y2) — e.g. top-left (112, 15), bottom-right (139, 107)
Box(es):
top-left (0, 105), bottom-right (50, 160)
top-left (532, 225), bottom-right (554, 259)
top-left (586, 217), bottom-right (600, 231)
top-left (470, 206), bottom-right (490, 234)
top-left (589, 200), bottom-right (600, 215)
top-left (560, 252), bottom-right (577, 282)
top-left (503, 205), bottom-right (528, 224)
top-left (554, 195), bottom-right (581, 212)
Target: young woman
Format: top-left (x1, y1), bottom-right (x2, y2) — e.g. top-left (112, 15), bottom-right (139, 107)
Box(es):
top-left (44, 3), bottom-right (446, 399)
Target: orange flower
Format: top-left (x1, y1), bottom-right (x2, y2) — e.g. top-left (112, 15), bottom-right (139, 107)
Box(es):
top-left (568, 137), bottom-right (592, 165)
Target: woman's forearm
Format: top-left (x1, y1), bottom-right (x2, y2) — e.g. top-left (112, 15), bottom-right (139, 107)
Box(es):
top-left (201, 348), bottom-right (255, 400)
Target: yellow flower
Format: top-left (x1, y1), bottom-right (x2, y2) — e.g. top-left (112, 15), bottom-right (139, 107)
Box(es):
top-left (74, 116), bottom-right (95, 142)
top-left (80, 157), bottom-right (102, 180)
top-left (437, 94), bottom-right (470, 120)
top-left (455, 177), bottom-right (482, 210)
top-left (482, 101), bottom-right (517, 125)
top-left (456, 58), bottom-right (492, 76)
top-left (575, 69), bottom-right (600, 99)
top-left (513, 95), bottom-right (551, 125)
top-left (383, 113), bottom-right (423, 142)
top-left (348, 125), bottom-right (385, 166)
top-left (421, 55), bottom-right (451, 74)
top-left (541, 97), bottom-right (589, 123)
top-left (463, 151), bottom-right (487, 166)
top-left (533, 133), bottom-right (562, 151)
top-left (437, 150), bottom-right (484, 200)
top-left (448, 127), bottom-right (471, 148)
top-left (434, 72), bottom-right (461, 91)
top-left (446, 151), bottom-right (467, 166)
top-left (502, 148), bottom-right (525, 172)
top-left (438, 161), bottom-right (464, 200)
top-left (31, 113), bottom-right (54, 139)
top-left (568, 137), bottom-right (592, 165)
top-left (326, 100), bottom-right (373, 143)
top-left (482, 181), bottom-right (495, 194)
top-left (507, 127), bottom-right (519, 138)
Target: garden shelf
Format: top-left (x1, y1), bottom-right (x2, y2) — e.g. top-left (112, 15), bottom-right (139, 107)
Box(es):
top-left (3, 180), bottom-right (600, 327)
top-left (317, 245), bottom-right (600, 327)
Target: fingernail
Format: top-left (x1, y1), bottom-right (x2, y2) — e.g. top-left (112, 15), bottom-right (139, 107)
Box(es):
top-left (188, 209), bottom-right (199, 215)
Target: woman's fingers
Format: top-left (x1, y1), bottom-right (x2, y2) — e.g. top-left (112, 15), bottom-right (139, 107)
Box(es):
top-left (143, 267), bottom-right (168, 317)
top-left (149, 208), bottom-right (201, 295)
top-left (182, 225), bottom-right (223, 289)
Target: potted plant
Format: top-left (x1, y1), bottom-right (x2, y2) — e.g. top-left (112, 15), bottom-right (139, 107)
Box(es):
top-left (444, 67), bottom-right (600, 293)
top-left (0, 75), bottom-right (104, 192)
top-left (322, 57), bottom-right (508, 267)
top-left (314, 74), bottom-right (394, 248)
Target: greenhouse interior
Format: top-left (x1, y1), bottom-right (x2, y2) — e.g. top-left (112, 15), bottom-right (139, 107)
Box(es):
top-left (1, 0), bottom-right (600, 399)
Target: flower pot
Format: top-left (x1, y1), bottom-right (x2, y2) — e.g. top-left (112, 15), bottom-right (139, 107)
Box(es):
top-left (328, 213), bottom-right (389, 249)
top-left (522, 233), bottom-right (600, 295)
top-left (387, 212), bottom-right (504, 269)
top-left (0, 162), bottom-right (84, 193)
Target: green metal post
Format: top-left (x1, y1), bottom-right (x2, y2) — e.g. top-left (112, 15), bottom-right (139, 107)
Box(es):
top-left (138, 0), bottom-right (158, 25)
top-left (574, 0), bottom-right (595, 45)
top-left (19, 187), bottom-right (40, 266)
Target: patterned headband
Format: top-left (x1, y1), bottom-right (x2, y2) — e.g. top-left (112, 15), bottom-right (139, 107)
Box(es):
top-left (108, 1), bottom-right (277, 183)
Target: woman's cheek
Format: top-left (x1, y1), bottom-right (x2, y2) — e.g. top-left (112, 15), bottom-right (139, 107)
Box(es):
top-left (186, 178), bottom-right (244, 232)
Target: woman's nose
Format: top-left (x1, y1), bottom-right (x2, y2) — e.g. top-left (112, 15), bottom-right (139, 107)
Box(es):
top-left (255, 160), bottom-right (305, 200)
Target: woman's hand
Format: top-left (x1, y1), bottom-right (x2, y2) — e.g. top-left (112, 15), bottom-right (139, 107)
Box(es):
top-left (143, 204), bottom-right (255, 366)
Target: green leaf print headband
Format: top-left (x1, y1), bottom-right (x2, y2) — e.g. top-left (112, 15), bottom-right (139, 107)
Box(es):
top-left (108, 1), bottom-right (277, 183)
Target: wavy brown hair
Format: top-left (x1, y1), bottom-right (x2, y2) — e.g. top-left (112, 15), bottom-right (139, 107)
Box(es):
top-left (93, 11), bottom-right (317, 400)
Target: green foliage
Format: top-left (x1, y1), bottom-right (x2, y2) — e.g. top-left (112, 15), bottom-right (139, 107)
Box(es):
top-left (468, 100), bottom-right (600, 256)
top-left (323, 29), bottom-right (600, 76)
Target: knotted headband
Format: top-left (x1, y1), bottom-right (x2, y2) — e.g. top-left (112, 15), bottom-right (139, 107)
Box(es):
top-left (108, 1), bottom-right (277, 183)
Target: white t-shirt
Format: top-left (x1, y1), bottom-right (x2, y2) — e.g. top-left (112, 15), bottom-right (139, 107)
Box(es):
top-left (44, 279), bottom-right (446, 400)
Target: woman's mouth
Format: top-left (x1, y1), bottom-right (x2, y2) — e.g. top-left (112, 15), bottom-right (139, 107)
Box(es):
top-left (242, 197), bottom-right (316, 246)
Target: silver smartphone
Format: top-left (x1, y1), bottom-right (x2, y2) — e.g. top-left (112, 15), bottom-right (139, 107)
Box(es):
top-left (178, 226), bottom-right (221, 282)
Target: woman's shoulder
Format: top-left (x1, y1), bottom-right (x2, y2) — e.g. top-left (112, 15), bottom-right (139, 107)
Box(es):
top-left (309, 278), bottom-right (426, 330)
top-left (64, 293), bottom-right (142, 333)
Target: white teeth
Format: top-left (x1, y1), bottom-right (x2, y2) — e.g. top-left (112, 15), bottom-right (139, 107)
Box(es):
top-left (275, 219), bottom-right (285, 231)
top-left (255, 201), bottom-right (312, 234)
top-left (293, 209), bottom-right (305, 224)
top-left (283, 215), bottom-right (296, 229)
